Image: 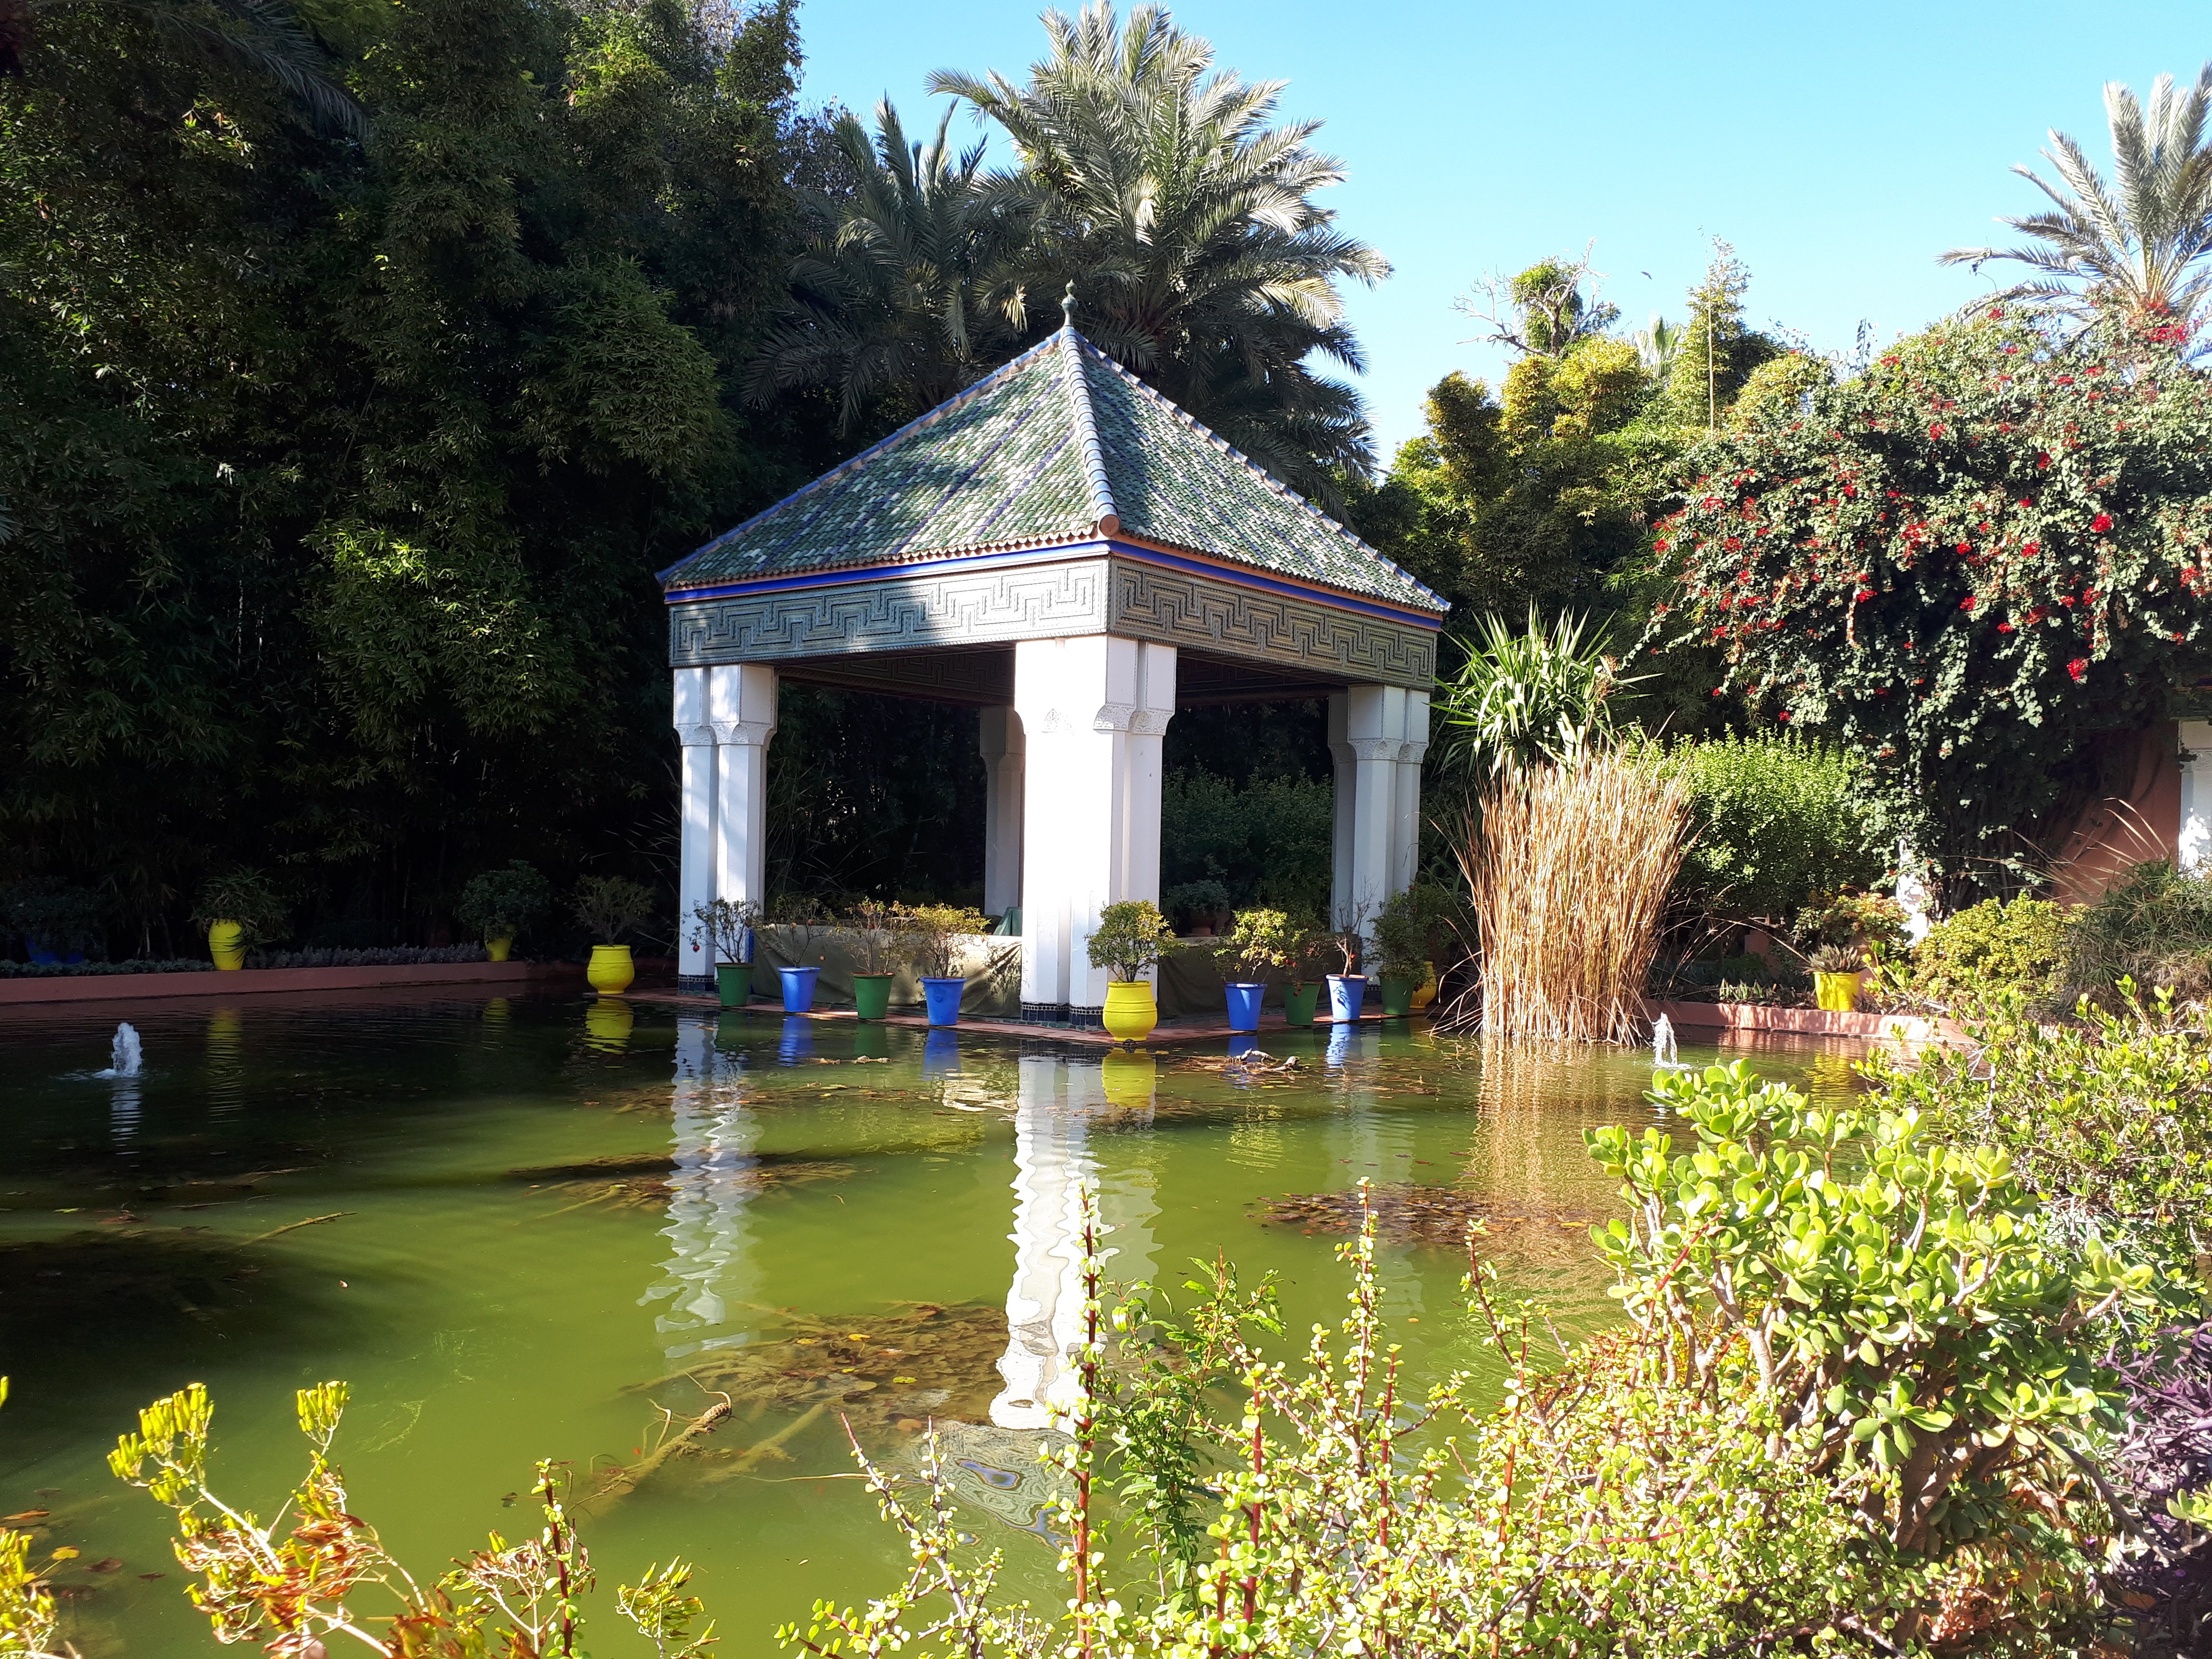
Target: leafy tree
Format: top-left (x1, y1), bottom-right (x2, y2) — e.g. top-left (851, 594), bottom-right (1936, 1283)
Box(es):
top-left (928, 1), bottom-right (1388, 496)
top-left (1658, 307), bottom-right (2212, 896)
top-left (1661, 238), bottom-right (1784, 430)
top-left (1945, 65), bottom-right (2212, 338)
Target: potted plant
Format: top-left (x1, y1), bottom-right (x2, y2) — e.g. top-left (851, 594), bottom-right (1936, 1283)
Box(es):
top-left (1325, 900), bottom-right (1369, 1023)
top-left (692, 896), bottom-right (760, 1009)
top-left (1369, 889), bottom-right (1429, 1019)
top-left (573, 875), bottom-right (654, 995)
top-left (895, 902), bottom-right (992, 1026)
top-left (766, 892), bottom-right (827, 1012)
top-left (1281, 915), bottom-right (1325, 1028)
top-left (1220, 907), bottom-right (1295, 1033)
top-left (456, 862), bottom-right (550, 963)
top-left (3, 878), bottom-right (103, 966)
top-left (1807, 943), bottom-right (1867, 1012)
top-left (1088, 899), bottom-right (1178, 1044)
top-left (842, 899), bottom-right (904, 1021)
top-left (192, 870), bottom-right (289, 971)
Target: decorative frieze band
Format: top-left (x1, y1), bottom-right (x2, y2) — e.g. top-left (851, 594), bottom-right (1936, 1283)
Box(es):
top-left (1105, 561), bottom-right (1435, 690)
top-left (667, 552), bottom-right (1437, 691)
top-left (670, 559), bottom-right (1110, 666)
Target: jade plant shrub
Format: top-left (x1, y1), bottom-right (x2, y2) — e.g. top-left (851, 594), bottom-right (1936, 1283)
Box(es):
top-left (782, 1185), bottom-right (2091, 1659)
top-left (94, 1379), bottom-right (716, 1658)
top-left (1086, 899), bottom-right (1178, 983)
top-left (1657, 308), bottom-right (2212, 893)
top-left (1594, 1061), bottom-right (2157, 1558)
top-left (1869, 985), bottom-right (2212, 1269)
top-left (455, 861), bottom-right (551, 944)
top-left (1906, 893), bottom-right (2071, 1008)
top-left (1663, 731), bottom-right (1886, 923)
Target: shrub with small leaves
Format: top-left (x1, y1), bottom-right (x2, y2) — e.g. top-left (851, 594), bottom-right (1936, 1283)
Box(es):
top-left (1908, 894), bottom-right (2070, 1007)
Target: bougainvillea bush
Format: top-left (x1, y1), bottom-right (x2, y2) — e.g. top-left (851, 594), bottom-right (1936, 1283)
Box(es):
top-left (1659, 308), bottom-right (2212, 894)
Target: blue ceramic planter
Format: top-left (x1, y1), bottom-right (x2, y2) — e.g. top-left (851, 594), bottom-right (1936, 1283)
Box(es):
top-left (779, 965), bottom-right (819, 1014)
top-left (1224, 982), bottom-right (1265, 1032)
top-left (1326, 973), bottom-right (1367, 1022)
top-left (921, 975), bottom-right (965, 1026)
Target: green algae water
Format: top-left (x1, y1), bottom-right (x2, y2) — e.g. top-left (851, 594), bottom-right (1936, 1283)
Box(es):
top-left (0, 994), bottom-right (1863, 1655)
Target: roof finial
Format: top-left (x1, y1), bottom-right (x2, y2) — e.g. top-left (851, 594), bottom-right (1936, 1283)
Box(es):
top-left (1061, 282), bottom-right (1078, 329)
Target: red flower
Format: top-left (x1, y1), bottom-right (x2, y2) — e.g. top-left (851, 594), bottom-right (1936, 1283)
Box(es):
top-left (2036, 453), bottom-right (2052, 469)
top-left (1778, 712), bottom-right (1791, 722)
top-left (1854, 588), bottom-right (1875, 601)
top-left (1960, 595), bottom-right (1976, 610)
top-left (1842, 485), bottom-right (1857, 498)
top-left (2067, 658), bottom-right (2088, 681)
top-left (1997, 623), bottom-right (2014, 633)
top-left (1929, 422), bottom-right (1946, 438)
top-left (2023, 541), bottom-right (2039, 555)
top-left (1653, 539), bottom-right (1670, 552)
top-left (2057, 374), bottom-right (2075, 385)
top-left (2092, 513), bottom-right (2112, 532)
top-left (2019, 498), bottom-right (2034, 508)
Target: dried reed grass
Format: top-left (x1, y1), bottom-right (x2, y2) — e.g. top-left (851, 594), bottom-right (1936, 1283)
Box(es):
top-left (1449, 752), bottom-right (1692, 1043)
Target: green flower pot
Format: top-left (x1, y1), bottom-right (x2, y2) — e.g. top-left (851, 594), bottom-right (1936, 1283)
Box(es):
top-left (1283, 983), bottom-right (1321, 1027)
top-left (1379, 974), bottom-right (1416, 1018)
top-left (715, 963), bottom-right (747, 1009)
top-left (853, 972), bottom-right (895, 1021)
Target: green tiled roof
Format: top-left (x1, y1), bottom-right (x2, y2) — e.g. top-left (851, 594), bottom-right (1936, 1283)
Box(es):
top-left (662, 328), bottom-right (1445, 614)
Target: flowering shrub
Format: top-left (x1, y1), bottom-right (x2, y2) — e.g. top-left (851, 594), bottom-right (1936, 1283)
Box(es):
top-left (1659, 309), bottom-right (2212, 891)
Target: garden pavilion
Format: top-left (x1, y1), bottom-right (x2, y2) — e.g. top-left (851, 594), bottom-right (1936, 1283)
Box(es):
top-left (661, 304), bottom-right (1448, 1022)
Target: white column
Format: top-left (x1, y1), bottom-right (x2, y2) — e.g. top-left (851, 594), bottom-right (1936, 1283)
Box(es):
top-left (1390, 690), bottom-right (1430, 896)
top-left (992, 1055), bottom-right (1102, 1428)
top-left (673, 667), bottom-right (717, 985)
top-left (1013, 637), bottom-right (1176, 1020)
top-left (709, 664), bottom-right (778, 954)
top-left (640, 1017), bottom-right (757, 1359)
top-left (1336, 684), bottom-right (1404, 946)
top-left (2182, 720), bottom-right (2212, 875)
top-left (980, 706), bottom-right (1026, 921)
top-left (1329, 692), bottom-right (1355, 925)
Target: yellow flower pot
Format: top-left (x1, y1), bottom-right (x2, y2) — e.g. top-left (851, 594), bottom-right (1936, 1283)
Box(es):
top-left (486, 935), bottom-right (514, 963)
top-left (584, 997), bottom-right (634, 1050)
top-left (207, 920), bottom-right (246, 971)
top-left (1814, 970), bottom-right (1864, 1013)
top-left (587, 943), bottom-right (635, 994)
top-left (1409, 961), bottom-right (1438, 1010)
top-left (1101, 979), bottom-right (1157, 1044)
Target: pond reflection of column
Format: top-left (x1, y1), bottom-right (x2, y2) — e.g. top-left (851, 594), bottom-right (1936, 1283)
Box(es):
top-left (641, 1016), bottom-right (758, 1359)
top-left (991, 1055), bottom-right (1161, 1430)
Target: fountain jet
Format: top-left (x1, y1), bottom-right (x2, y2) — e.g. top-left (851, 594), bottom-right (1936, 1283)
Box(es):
top-left (97, 1022), bottom-right (143, 1079)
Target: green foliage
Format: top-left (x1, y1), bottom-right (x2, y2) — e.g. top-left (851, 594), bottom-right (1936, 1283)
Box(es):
top-left (1796, 888), bottom-right (1910, 955)
top-left (1087, 899), bottom-right (1178, 982)
top-left (1666, 732), bottom-right (1885, 922)
top-left (192, 869), bottom-right (290, 947)
top-left (1871, 986), bottom-right (2212, 1266)
top-left (0, 1377), bottom-right (65, 1659)
top-left (0, 0), bottom-right (807, 944)
top-left (1160, 768), bottom-right (1331, 917)
top-left (455, 862), bottom-right (551, 941)
top-left (2066, 857), bottom-right (2212, 1002)
top-left (1219, 905), bottom-right (1302, 981)
top-left (1908, 895), bottom-right (2071, 1005)
top-left (1660, 238), bottom-right (1784, 429)
top-left (1368, 881), bottom-right (1461, 981)
top-left (0, 877), bottom-right (103, 955)
top-left (1659, 308), bottom-right (2212, 894)
top-left (1598, 1061), bottom-right (2156, 1556)
top-left (1434, 607), bottom-right (1640, 776)
top-left (890, 901), bottom-right (992, 978)
top-left (572, 875), bottom-right (653, 944)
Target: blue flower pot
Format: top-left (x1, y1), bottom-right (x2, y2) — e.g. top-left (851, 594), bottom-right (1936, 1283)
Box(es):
top-left (779, 965), bottom-right (819, 1014)
top-left (923, 1027), bottom-right (961, 1077)
top-left (1326, 974), bottom-right (1367, 1022)
top-left (28, 945), bottom-right (84, 966)
top-left (1224, 982), bottom-right (1265, 1032)
top-left (922, 975), bottom-right (965, 1026)
top-left (1325, 1020), bottom-right (1358, 1068)
top-left (778, 1015), bottom-right (815, 1064)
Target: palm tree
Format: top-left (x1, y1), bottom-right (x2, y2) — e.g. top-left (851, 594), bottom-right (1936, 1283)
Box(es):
top-left (1943, 66), bottom-right (2212, 333)
top-left (0, 0), bottom-right (368, 140)
top-left (928, 2), bottom-right (1388, 497)
top-left (745, 99), bottom-right (1037, 433)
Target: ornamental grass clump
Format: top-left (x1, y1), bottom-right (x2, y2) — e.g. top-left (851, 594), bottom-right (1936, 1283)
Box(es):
top-left (1454, 751), bottom-right (1691, 1042)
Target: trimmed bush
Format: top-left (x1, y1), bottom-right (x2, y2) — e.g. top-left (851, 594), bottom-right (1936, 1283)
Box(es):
top-left (1667, 733), bottom-right (1885, 923)
top-left (1909, 895), bottom-right (2070, 1007)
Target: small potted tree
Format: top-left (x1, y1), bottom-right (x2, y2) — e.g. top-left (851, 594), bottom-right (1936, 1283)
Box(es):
top-left (692, 897), bottom-right (760, 1008)
top-left (1795, 890), bottom-right (1908, 1013)
top-left (573, 876), bottom-right (654, 995)
top-left (766, 892), bottom-right (828, 1012)
top-left (193, 871), bottom-right (289, 971)
top-left (4, 878), bottom-right (103, 966)
top-left (1088, 899), bottom-right (1178, 1044)
top-left (1219, 907), bottom-right (1295, 1033)
top-left (1369, 889), bottom-right (1429, 1018)
top-left (1325, 900), bottom-right (1370, 1023)
top-left (842, 899), bottom-right (904, 1021)
top-left (895, 902), bottom-right (991, 1026)
top-left (456, 862), bottom-right (550, 962)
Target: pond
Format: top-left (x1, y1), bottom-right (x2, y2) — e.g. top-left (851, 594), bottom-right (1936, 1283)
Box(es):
top-left (0, 994), bottom-right (1863, 1655)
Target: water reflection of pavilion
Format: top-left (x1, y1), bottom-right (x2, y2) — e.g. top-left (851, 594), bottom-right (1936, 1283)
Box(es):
top-left (639, 1016), bottom-right (758, 1358)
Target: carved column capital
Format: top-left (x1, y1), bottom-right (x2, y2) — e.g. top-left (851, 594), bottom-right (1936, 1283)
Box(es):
top-left (1347, 737), bottom-right (1400, 762)
top-left (713, 719), bottom-right (776, 748)
top-left (1091, 701), bottom-right (1138, 733)
top-left (1127, 708), bottom-right (1173, 736)
top-left (676, 723), bottom-right (718, 748)
top-left (1398, 741), bottom-right (1430, 764)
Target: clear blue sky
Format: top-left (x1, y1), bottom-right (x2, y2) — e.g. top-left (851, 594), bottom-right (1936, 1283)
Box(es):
top-left (793, 0), bottom-right (2210, 461)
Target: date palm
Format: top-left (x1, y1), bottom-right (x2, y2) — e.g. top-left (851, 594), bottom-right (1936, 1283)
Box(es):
top-left (745, 99), bottom-right (1036, 433)
top-left (929, 2), bottom-right (1388, 497)
top-left (1944, 66), bottom-right (2212, 333)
